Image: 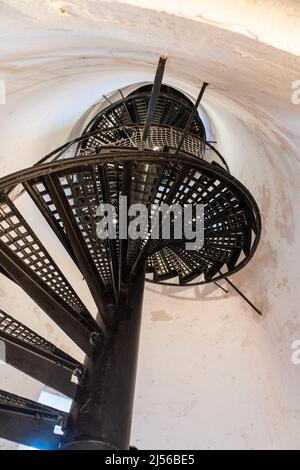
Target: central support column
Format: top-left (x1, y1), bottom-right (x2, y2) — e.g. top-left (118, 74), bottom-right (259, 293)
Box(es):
top-left (62, 264), bottom-right (146, 450)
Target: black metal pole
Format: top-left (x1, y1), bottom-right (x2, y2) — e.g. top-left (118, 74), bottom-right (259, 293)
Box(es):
top-left (142, 55), bottom-right (167, 143)
top-left (61, 263), bottom-right (146, 450)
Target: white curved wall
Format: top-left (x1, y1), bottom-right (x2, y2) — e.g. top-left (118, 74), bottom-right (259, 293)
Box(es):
top-left (0, 0), bottom-right (299, 449)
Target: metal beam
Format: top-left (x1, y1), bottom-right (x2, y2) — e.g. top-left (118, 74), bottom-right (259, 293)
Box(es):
top-left (130, 163), bottom-right (191, 275)
top-left (220, 272), bottom-right (263, 316)
top-left (118, 89), bottom-right (133, 123)
top-left (0, 389), bottom-right (66, 449)
top-left (23, 180), bottom-right (78, 266)
top-left (213, 281), bottom-right (229, 294)
top-left (142, 56), bottom-right (167, 143)
top-left (0, 309), bottom-right (81, 398)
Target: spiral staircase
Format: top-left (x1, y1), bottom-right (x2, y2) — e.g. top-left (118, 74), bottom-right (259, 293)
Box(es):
top-left (0, 57), bottom-right (261, 449)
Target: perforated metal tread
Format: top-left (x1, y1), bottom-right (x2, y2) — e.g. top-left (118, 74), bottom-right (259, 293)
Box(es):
top-left (0, 307), bottom-right (82, 397)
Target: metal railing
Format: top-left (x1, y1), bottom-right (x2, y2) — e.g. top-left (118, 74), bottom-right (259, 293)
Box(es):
top-left (41, 124), bottom-right (229, 171)
top-left (7, 125), bottom-right (229, 203)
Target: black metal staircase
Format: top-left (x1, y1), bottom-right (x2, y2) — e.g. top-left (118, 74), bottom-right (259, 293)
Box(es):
top-left (0, 57), bottom-right (261, 449)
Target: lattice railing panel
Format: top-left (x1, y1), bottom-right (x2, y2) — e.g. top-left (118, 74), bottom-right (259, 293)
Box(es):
top-left (58, 170), bottom-right (114, 301)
